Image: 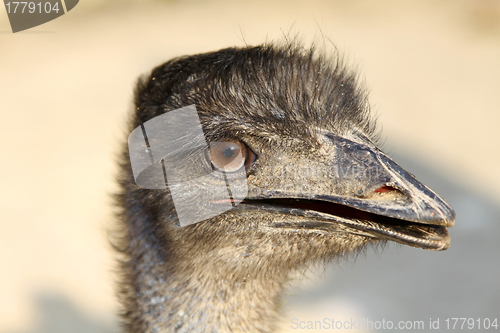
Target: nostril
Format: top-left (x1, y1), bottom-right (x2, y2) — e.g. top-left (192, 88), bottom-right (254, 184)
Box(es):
top-left (374, 186), bottom-right (395, 193)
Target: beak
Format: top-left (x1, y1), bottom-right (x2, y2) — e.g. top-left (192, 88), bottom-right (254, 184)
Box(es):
top-left (241, 135), bottom-right (456, 251)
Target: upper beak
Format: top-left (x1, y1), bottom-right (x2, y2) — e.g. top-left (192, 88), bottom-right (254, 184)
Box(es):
top-left (242, 135), bottom-right (456, 250)
top-left (322, 135), bottom-right (455, 227)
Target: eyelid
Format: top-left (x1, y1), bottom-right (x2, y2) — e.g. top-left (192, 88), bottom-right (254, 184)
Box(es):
top-left (244, 145), bottom-right (257, 169)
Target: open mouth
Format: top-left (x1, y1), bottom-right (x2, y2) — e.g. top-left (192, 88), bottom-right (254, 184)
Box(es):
top-left (239, 198), bottom-right (450, 251)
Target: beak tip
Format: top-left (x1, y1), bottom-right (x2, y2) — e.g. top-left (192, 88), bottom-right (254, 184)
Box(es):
top-left (442, 202), bottom-right (456, 228)
top-left (446, 215), bottom-right (456, 228)
top-left (437, 240), bottom-right (451, 251)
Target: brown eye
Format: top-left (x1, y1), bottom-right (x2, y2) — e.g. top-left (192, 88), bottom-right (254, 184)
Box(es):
top-left (209, 140), bottom-right (256, 172)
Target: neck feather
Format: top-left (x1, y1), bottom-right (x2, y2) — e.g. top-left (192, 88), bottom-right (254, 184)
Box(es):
top-left (119, 212), bottom-right (288, 333)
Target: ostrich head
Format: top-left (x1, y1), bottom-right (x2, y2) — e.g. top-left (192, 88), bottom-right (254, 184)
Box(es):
top-left (115, 42), bottom-right (455, 333)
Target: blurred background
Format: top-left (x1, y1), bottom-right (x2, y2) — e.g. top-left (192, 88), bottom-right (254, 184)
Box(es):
top-left (1, 0), bottom-right (499, 332)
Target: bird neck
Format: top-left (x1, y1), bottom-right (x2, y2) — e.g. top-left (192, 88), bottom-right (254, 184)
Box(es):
top-left (122, 215), bottom-right (287, 333)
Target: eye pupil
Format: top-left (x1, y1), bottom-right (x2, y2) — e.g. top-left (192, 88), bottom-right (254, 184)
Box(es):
top-left (223, 147), bottom-right (235, 158)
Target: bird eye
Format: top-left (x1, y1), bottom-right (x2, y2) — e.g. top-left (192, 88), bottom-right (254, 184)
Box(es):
top-left (209, 140), bottom-right (256, 172)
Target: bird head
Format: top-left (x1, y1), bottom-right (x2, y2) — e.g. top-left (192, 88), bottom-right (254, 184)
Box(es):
top-left (123, 43), bottom-right (455, 281)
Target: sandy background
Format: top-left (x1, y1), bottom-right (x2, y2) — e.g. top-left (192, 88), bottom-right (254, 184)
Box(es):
top-left (1, 0), bottom-right (499, 332)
